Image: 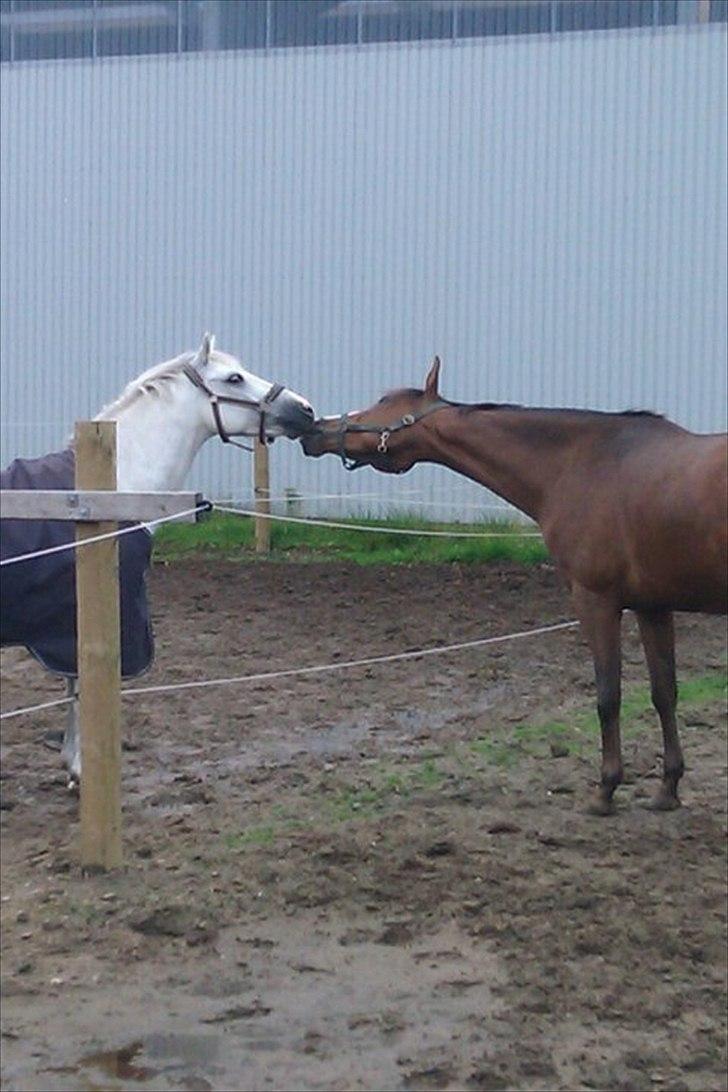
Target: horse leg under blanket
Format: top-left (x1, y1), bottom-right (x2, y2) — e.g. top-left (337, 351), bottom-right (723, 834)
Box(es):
top-left (60, 678), bottom-right (81, 785)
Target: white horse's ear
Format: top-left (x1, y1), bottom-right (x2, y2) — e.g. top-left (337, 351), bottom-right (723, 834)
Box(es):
top-left (424, 355), bottom-right (441, 397)
top-left (196, 332), bottom-right (215, 368)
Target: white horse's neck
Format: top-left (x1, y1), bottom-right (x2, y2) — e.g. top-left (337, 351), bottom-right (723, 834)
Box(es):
top-left (96, 377), bottom-right (213, 493)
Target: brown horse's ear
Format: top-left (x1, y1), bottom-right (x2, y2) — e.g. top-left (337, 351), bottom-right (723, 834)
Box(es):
top-left (424, 355), bottom-right (441, 397)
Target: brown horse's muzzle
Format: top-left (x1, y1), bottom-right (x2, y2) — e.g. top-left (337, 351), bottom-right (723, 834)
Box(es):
top-left (300, 422), bottom-right (338, 456)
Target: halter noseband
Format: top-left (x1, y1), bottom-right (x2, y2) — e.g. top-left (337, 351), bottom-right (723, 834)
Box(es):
top-left (182, 363), bottom-right (286, 450)
top-left (334, 399), bottom-right (450, 471)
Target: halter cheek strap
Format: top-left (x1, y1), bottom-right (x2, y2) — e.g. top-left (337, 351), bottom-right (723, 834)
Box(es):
top-left (182, 364), bottom-right (286, 451)
top-left (260, 383), bottom-right (286, 441)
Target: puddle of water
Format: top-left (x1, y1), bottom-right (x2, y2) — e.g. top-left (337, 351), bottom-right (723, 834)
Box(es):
top-left (79, 1041), bottom-right (157, 1083)
top-left (131, 687), bottom-right (512, 804)
top-left (392, 690), bottom-right (507, 736)
top-left (50, 1035), bottom-right (220, 1092)
top-left (143, 1031), bottom-right (220, 1068)
top-left (40, 1043), bottom-right (156, 1092)
top-left (5, 915), bottom-right (504, 1092)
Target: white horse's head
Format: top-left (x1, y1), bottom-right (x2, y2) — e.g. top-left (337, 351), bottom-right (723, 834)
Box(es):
top-left (186, 333), bottom-right (315, 442)
top-left (95, 336), bottom-right (316, 492)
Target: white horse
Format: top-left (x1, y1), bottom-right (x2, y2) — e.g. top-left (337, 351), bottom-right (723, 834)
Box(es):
top-left (1, 334), bottom-right (314, 782)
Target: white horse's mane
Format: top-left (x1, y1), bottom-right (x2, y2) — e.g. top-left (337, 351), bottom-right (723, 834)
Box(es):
top-left (95, 346), bottom-right (243, 420)
top-left (94, 351), bottom-right (195, 419)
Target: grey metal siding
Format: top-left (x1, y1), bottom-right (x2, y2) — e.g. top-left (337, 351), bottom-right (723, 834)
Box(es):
top-left (1, 25), bottom-right (726, 518)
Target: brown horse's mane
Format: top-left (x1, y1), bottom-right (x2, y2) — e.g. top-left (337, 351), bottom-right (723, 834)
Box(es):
top-left (380, 390), bottom-right (664, 421)
top-left (459, 403), bottom-right (665, 420)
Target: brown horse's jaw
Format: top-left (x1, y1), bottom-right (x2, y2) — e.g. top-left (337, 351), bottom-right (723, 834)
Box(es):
top-left (300, 432), bottom-right (329, 456)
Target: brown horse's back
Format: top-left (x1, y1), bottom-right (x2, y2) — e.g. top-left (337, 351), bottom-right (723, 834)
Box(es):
top-left (544, 423), bottom-right (727, 614)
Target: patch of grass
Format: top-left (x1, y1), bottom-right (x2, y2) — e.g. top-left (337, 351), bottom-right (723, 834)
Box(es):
top-left (328, 786), bottom-right (384, 821)
top-left (154, 511), bottom-right (547, 567)
top-left (224, 824), bottom-right (277, 849)
top-left (219, 762), bottom-right (450, 846)
top-left (223, 810), bottom-right (309, 850)
top-left (469, 737), bottom-right (522, 767)
top-left (217, 671), bottom-right (725, 845)
top-left (550, 672), bottom-right (726, 741)
top-left (325, 757), bottom-right (449, 821)
top-left (416, 757), bottom-right (443, 788)
top-left (62, 898), bottom-right (109, 925)
top-left (677, 672), bottom-right (728, 707)
top-left (469, 671), bottom-right (727, 767)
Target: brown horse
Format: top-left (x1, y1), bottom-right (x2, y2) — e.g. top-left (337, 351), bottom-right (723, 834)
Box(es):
top-left (302, 358), bottom-right (728, 814)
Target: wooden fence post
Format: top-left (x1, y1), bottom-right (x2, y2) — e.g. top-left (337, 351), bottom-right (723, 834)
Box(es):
top-left (254, 439), bottom-right (271, 556)
top-left (75, 420), bottom-right (122, 870)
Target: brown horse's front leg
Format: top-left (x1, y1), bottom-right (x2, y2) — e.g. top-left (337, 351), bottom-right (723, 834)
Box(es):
top-left (572, 587), bottom-right (624, 816)
top-left (636, 609), bottom-right (684, 810)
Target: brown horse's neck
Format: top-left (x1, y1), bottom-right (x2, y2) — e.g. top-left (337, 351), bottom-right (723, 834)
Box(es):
top-left (423, 405), bottom-right (591, 521)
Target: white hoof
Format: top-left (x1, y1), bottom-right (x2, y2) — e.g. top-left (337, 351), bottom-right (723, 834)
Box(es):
top-left (62, 748), bottom-right (81, 787)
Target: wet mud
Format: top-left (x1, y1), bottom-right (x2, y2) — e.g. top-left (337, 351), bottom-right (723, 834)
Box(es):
top-left (1, 559), bottom-right (726, 1091)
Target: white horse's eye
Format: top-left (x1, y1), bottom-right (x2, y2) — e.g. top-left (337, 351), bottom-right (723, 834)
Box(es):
top-left (227, 373), bottom-right (244, 384)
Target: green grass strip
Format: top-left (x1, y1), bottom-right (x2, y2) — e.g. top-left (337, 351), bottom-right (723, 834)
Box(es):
top-left (470, 670), bottom-right (728, 762)
top-left (154, 511), bottom-right (548, 567)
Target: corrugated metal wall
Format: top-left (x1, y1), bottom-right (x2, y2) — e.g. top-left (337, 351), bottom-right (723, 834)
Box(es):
top-left (1, 24), bottom-right (726, 519)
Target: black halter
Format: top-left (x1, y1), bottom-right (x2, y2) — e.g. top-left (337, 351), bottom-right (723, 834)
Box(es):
top-left (333, 399), bottom-right (450, 471)
top-left (182, 363), bottom-right (285, 449)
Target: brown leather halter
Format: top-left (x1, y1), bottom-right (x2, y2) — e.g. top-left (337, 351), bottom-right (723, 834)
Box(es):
top-left (182, 362), bottom-right (285, 450)
top-left (333, 399), bottom-right (450, 471)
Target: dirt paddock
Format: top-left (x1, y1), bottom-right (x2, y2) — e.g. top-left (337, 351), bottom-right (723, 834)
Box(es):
top-left (1, 558), bottom-right (726, 1092)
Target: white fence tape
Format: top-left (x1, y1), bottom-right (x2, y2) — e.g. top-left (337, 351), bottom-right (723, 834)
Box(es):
top-left (0, 504), bottom-right (209, 568)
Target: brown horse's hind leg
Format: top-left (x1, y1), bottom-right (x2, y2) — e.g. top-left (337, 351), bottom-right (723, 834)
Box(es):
top-left (636, 610), bottom-right (684, 810)
top-left (572, 587), bottom-right (624, 816)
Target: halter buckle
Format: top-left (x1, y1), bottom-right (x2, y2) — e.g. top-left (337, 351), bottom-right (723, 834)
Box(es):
top-left (377, 430), bottom-right (391, 454)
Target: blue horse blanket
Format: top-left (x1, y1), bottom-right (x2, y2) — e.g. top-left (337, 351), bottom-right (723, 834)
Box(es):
top-left (0, 449), bottom-right (154, 678)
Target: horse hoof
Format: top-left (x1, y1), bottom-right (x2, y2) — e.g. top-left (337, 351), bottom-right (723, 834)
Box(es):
top-left (649, 791), bottom-right (681, 812)
top-left (586, 794), bottom-right (617, 817)
top-left (42, 730), bottom-right (64, 752)
top-left (66, 777), bottom-right (80, 796)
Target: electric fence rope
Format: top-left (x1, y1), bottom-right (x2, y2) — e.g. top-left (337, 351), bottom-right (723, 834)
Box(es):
top-left (0, 620), bottom-right (578, 721)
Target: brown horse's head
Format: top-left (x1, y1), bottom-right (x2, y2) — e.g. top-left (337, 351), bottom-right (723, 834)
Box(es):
top-left (301, 357), bottom-right (447, 473)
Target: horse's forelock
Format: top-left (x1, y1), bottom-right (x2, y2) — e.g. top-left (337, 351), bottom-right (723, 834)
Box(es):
top-left (205, 347), bottom-right (245, 374)
top-left (378, 387), bottom-right (424, 406)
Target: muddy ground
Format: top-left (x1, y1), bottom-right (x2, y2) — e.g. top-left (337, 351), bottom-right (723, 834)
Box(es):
top-left (1, 559), bottom-right (726, 1092)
